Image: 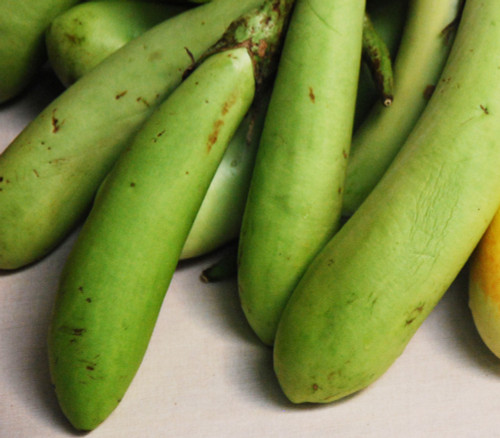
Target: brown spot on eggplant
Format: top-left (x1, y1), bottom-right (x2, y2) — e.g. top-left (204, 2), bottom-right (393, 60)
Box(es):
top-left (51, 109), bottom-right (64, 133)
top-left (423, 85), bottom-right (436, 100)
top-left (207, 119), bottom-right (224, 152)
top-left (308, 86), bottom-right (315, 103)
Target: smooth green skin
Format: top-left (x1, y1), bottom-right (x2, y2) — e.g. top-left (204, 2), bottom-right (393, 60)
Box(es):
top-left (0, 0), bottom-right (264, 270)
top-left (274, 0), bottom-right (500, 403)
top-left (48, 47), bottom-right (255, 431)
top-left (0, 0), bottom-right (80, 103)
top-left (343, 0), bottom-right (462, 216)
top-left (46, 1), bottom-right (186, 87)
top-left (237, 0), bottom-right (366, 346)
top-left (181, 98), bottom-right (267, 259)
top-left (353, 0), bottom-right (408, 127)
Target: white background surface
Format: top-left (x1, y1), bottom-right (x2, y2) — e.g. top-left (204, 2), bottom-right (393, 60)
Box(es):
top-left (2, 68), bottom-right (500, 438)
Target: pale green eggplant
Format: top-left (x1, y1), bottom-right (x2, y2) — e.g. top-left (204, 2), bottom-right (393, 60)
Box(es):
top-left (274, 0), bottom-right (500, 403)
top-left (238, 0), bottom-right (366, 346)
top-left (48, 47), bottom-right (255, 431)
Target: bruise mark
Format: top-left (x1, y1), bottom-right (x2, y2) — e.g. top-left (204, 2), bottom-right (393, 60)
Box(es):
top-left (130, 182), bottom-right (136, 187)
top-left (51, 109), bottom-right (64, 133)
top-left (308, 86), bottom-right (315, 103)
top-left (312, 383), bottom-right (319, 391)
top-left (115, 90), bottom-right (127, 100)
top-left (58, 326), bottom-right (87, 336)
top-left (423, 85), bottom-right (435, 100)
top-left (480, 104), bottom-right (489, 115)
top-left (64, 33), bottom-right (84, 45)
top-left (207, 119), bottom-right (224, 152)
top-left (342, 149), bottom-right (348, 159)
top-left (0, 177), bottom-right (3, 182)
top-left (157, 129), bottom-right (166, 138)
top-left (78, 286), bottom-right (84, 293)
top-left (33, 169), bottom-right (40, 177)
top-left (221, 94), bottom-right (237, 115)
top-left (405, 303), bottom-right (425, 326)
top-left (86, 298), bottom-right (92, 303)
top-left (337, 187), bottom-right (342, 195)
top-left (136, 97), bottom-right (150, 107)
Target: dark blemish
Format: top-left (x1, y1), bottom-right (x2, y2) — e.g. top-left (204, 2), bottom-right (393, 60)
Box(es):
top-left (0, 177), bottom-right (3, 182)
top-left (64, 33), bottom-right (84, 45)
top-left (308, 87), bottom-right (315, 103)
top-left (117, 398), bottom-right (122, 403)
top-left (195, 81), bottom-right (199, 86)
top-left (207, 119), bottom-right (224, 152)
top-left (405, 304), bottom-right (425, 326)
top-left (205, 99), bottom-right (209, 104)
top-left (73, 328), bottom-right (86, 336)
top-left (327, 258), bottom-right (334, 267)
top-left (185, 46), bottom-right (195, 65)
top-left (130, 182), bottom-right (136, 187)
top-left (185, 171), bottom-right (189, 175)
top-left (312, 383), bottom-right (319, 391)
top-left (86, 298), bottom-right (92, 303)
top-left (136, 97), bottom-right (150, 107)
top-left (115, 90), bottom-right (127, 99)
top-left (337, 187), bottom-right (342, 195)
top-left (86, 366), bottom-right (94, 371)
top-left (51, 109), bottom-right (64, 133)
top-left (33, 169), bottom-right (40, 177)
top-left (157, 130), bottom-right (165, 137)
top-left (480, 105), bottom-right (489, 115)
top-left (423, 85), bottom-right (435, 100)
top-left (78, 286), bottom-right (83, 293)
top-left (342, 149), bottom-right (348, 159)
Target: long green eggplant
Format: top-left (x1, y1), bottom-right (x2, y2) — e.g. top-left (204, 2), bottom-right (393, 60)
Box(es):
top-left (273, 0), bottom-right (500, 403)
top-left (48, 0), bottom-right (290, 429)
top-left (46, 1), bottom-right (186, 86)
top-left (49, 47), bottom-right (254, 432)
top-left (0, 0), bottom-right (81, 103)
top-left (237, 0), bottom-right (366, 346)
top-left (342, 0), bottom-right (463, 216)
top-left (0, 0), bottom-right (265, 270)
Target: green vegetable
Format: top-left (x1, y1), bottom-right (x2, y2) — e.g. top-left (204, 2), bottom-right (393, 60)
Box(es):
top-left (49, 47), bottom-right (255, 431)
top-left (237, 0), bottom-right (366, 346)
top-left (0, 0), bottom-right (265, 270)
top-left (273, 0), bottom-right (500, 403)
top-left (46, 1), bottom-right (186, 86)
top-left (0, 0), bottom-right (81, 103)
top-left (48, 0), bottom-right (289, 429)
top-left (343, 0), bottom-right (463, 216)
